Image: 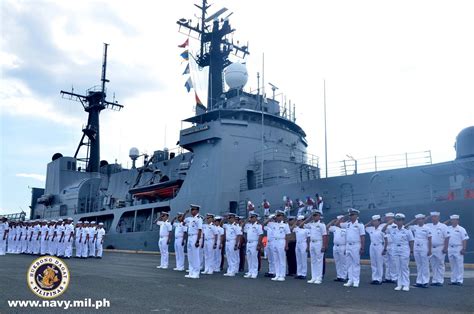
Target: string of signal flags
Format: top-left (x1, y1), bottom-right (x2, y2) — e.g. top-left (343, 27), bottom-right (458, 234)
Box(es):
top-left (178, 38), bottom-right (203, 107)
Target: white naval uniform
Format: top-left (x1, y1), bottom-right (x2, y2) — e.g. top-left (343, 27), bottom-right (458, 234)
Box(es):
top-left (341, 220), bottom-right (365, 286)
top-left (329, 225), bottom-right (347, 280)
top-left (294, 226), bottom-right (310, 277)
top-left (88, 227), bottom-right (96, 257)
top-left (21, 226), bottom-right (28, 254)
top-left (8, 226), bottom-right (16, 254)
top-left (426, 222), bottom-right (450, 284)
top-left (81, 227), bottom-right (89, 258)
top-left (48, 226), bottom-right (56, 255)
top-left (383, 222), bottom-right (397, 281)
top-left (268, 221), bottom-right (291, 279)
top-left (366, 224), bottom-right (386, 282)
top-left (264, 225), bottom-right (275, 275)
top-left (157, 220), bottom-right (172, 268)
top-left (223, 223), bottom-right (242, 275)
top-left (202, 223), bottom-right (218, 274)
top-left (385, 225), bottom-right (414, 288)
top-left (32, 225), bottom-right (41, 254)
top-left (56, 225), bottom-right (65, 256)
top-left (75, 227), bottom-right (83, 257)
top-left (64, 223), bottom-right (74, 257)
top-left (0, 222), bottom-right (8, 255)
top-left (40, 225), bottom-right (49, 255)
top-left (173, 222), bottom-right (186, 270)
top-left (96, 228), bottom-right (106, 257)
top-left (409, 224), bottom-right (432, 285)
top-left (305, 221), bottom-right (327, 282)
top-left (447, 225), bottom-right (469, 284)
top-left (214, 225), bottom-right (224, 272)
top-left (184, 215), bottom-right (203, 278)
top-left (244, 222), bottom-right (263, 277)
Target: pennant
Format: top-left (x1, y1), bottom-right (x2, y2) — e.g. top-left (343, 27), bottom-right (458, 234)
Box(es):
top-left (178, 38), bottom-right (189, 48)
top-left (195, 91), bottom-right (203, 105)
top-left (180, 50), bottom-right (189, 61)
top-left (182, 64), bottom-right (190, 75)
top-left (184, 77), bottom-right (193, 92)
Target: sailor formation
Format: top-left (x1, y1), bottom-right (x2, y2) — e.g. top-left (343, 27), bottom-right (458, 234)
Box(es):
top-left (153, 205), bottom-right (469, 291)
top-left (0, 218), bottom-right (105, 259)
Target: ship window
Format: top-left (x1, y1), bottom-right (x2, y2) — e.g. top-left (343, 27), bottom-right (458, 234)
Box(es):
top-left (67, 161), bottom-right (72, 170)
top-left (81, 214), bottom-right (114, 232)
top-left (117, 211), bottom-right (135, 233)
top-left (247, 170), bottom-right (256, 190)
top-left (135, 208), bottom-right (152, 232)
top-left (229, 201), bottom-right (238, 214)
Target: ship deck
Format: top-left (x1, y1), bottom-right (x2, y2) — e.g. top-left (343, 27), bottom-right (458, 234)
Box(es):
top-left (1, 252), bottom-right (473, 313)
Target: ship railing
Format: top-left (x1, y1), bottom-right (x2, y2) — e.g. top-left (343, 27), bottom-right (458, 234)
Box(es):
top-left (3, 211), bottom-right (27, 221)
top-left (322, 150), bottom-right (432, 178)
top-left (253, 147), bottom-right (320, 167)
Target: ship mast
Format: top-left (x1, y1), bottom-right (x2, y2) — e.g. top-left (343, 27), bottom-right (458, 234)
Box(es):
top-left (177, 0), bottom-right (249, 110)
top-left (60, 43), bottom-right (123, 173)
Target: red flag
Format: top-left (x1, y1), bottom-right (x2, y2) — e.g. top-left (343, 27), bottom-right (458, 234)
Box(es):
top-left (195, 91), bottom-right (203, 105)
top-left (178, 38), bottom-right (189, 48)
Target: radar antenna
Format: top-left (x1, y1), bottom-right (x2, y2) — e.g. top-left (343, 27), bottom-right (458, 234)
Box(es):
top-left (60, 43), bottom-right (123, 172)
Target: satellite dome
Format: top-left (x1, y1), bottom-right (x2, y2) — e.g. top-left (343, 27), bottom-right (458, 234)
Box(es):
top-left (455, 126), bottom-right (474, 159)
top-left (224, 62), bottom-right (248, 90)
top-left (129, 147), bottom-right (140, 160)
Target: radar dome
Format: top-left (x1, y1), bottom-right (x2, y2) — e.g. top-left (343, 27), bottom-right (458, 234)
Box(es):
top-left (224, 62), bottom-right (248, 90)
top-left (455, 126), bottom-right (474, 159)
top-left (129, 147), bottom-right (140, 160)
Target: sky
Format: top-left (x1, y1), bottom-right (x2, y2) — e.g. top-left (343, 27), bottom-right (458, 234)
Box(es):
top-left (1, 0), bottom-right (473, 215)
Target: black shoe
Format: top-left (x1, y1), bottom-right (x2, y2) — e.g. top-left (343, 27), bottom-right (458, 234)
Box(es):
top-left (421, 284), bottom-right (429, 288)
top-left (413, 283), bottom-right (422, 288)
top-left (334, 278), bottom-right (341, 282)
top-left (431, 283), bottom-right (443, 287)
top-left (370, 280), bottom-right (377, 285)
top-left (382, 279), bottom-right (391, 283)
top-left (375, 281), bottom-right (382, 285)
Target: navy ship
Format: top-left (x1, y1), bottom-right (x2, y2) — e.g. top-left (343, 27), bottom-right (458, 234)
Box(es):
top-left (25, 1), bottom-right (474, 260)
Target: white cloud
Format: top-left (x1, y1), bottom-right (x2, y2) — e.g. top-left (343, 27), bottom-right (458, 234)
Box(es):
top-left (15, 173), bottom-right (46, 182)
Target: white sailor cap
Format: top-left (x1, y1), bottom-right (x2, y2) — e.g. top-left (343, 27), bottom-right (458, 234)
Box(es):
top-left (84, 221), bottom-right (90, 224)
top-left (250, 212), bottom-right (259, 218)
top-left (312, 210), bottom-right (322, 215)
top-left (297, 215), bottom-right (305, 220)
top-left (395, 213), bottom-right (405, 219)
top-left (98, 222), bottom-right (104, 226)
top-left (450, 214), bottom-right (460, 220)
top-left (336, 215), bottom-right (344, 220)
top-left (58, 219), bottom-right (63, 222)
top-left (176, 212), bottom-right (184, 216)
top-left (206, 213), bottom-right (215, 217)
top-left (268, 214), bottom-right (276, 219)
top-left (190, 204), bottom-right (201, 210)
top-left (348, 208), bottom-right (360, 214)
top-left (287, 216), bottom-right (296, 220)
top-left (237, 216), bottom-right (244, 220)
top-left (372, 215), bottom-right (381, 220)
top-left (91, 221), bottom-right (96, 224)
top-left (430, 211), bottom-right (440, 216)
top-left (275, 210), bottom-right (285, 216)
top-left (227, 213), bottom-right (237, 218)
top-left (214, 216), bottom-right (223, 220)
top-left (385, 212), bottom-right (395, 218)
top-left (67, 217), bottom-right (73, 220)
top-left (415, 214), bottom-right (426, 219)
top-left (160, 212), bottom-right (169, 216)
top-left (51, 219), bottom-right (57, 223)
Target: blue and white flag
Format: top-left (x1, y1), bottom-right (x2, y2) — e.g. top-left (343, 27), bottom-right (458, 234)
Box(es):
top-left (182, 64), bottom-right (190, 75)
top-left (184, 77), bottom-right (193, 92)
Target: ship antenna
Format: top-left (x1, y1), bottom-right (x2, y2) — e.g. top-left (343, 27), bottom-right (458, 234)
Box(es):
top-left (324, 79), bottom-right (328, 178)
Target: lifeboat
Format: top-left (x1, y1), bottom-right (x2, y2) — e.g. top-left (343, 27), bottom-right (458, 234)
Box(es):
top-left (129, 179), bottom-right (183, 200)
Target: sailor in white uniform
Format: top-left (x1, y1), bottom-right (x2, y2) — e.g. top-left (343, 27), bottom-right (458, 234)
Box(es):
top-left (155, 212), bottom-right (172, 269)
top-left (426, 211), bottom-right (450, 286)
top-left (263, 214), bottom-right (276, 278)
top-left (213, 216), bottom-right (225, 273)
top-left (365, 215), bottom-right (385, 285)
top-left (75, 221), bottom-right (83, 258)
top-left (383, 213), bottom-right (414, 291)
top-left (0, 217), bottom-right (8, 255)
top-left (81, 221), bottom-right (90, 258)
top-left (223, 213), bottom-right (242, 277)
top-left (64, 218), bottom-right (74, 258)
top-left (48, 220), bottom-right (57, 256)
top-left (327, 215), bottom-right (347, 282)
top-left (32, 220), bottom-right (41, 255)
top-left (95, 222), bottom-right (106, 258)
top-left (7, 221), bottom-right (15, 254)
top-left (171, 212), bottom-right (186, 271)
top-left (446, 215), bottom-right (469, 285)
top-left (293, 215), bottom-right (310, 279)
top-left (304, 210), bottom-right (328, 284)
top-left (268, 210), bottom-right (291, 282)
top-left (202, 213), bottom-right (218, 275)
top-left (341, 208), bottom-right (365, 288)
top-left (406, 214), bottom-right (432, 288)
top-left (243, 213), bottom-right (264, 278)
top-left (382, 212), bottom-right (397, 283)
top-left (21, 222), bottom-right (29, 254)
top-left (56, 219), bottom-right (65, 257)
top-left (39, 220), bottom-right (49, 255)
top-left (183, 205), bottom-right (203, 279)
top-left (88, 221), bottom-right (97, 257)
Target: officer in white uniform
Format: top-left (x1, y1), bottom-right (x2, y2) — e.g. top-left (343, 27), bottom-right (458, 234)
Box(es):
top-left (75, 221), bottom-right (83, 258)
top-left (95, 222), bottom-right (106, 258)
top-left (0, 217), bottom-right (8, 255)
top-left (48, 220), bottom-right (57, 256)
top-left (20, 222), bottom-right (28, 254)
top-left (171, 212), bottom-right (186, 271)
top-left (183, 205), bottom-right (203, 279)
top-left (243, 213), bottom-right (264, 278)
top-left (293, 215), bottom-right (310, 279)
top-left (341, 208), bottom-right (365, 288)
top-left (201, 213), bottom-right (218, 275)
top-left (88, 221), bottom-right (97, 257)
top-left (7, 221), bottom-right (15, 254)
top-left (156, 212), bottom-right (173, 269)
top-left (264, 214), bottom-right (276, 277)
top-left (39, 220), bottom-right (49, 255)
top-left (365, 215), bottom-right (385, 284)
top-left (213, 216), bottom-right (225, 272)
top-left (327, 215), bottom-right (347, 282)
top-left (267, 210), bottom-right (291, 282)
top-left (32, 220), bottom-right (41, 255)
top-left (382, 212), bottom-right (397, 283)
top-left (64, 218), bottom-right (74, 258)
top-left (81, 221), bottom-right (90, 258)
top-left (406, 214), bottom-right (432, 288)
top-left (304, 210), bottom-right (328, 284)
top-left (447, 215), bottom-right (469, 285)
top-left (56, 219), bottom-right (65, 257)
top-left (426, 211), bottom-right (450, 286)
top-left (223, 213), bottom-right (242, 277)
top-left (383, 213), bottom-right (414, 291)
